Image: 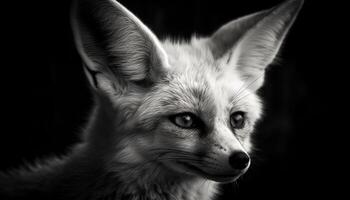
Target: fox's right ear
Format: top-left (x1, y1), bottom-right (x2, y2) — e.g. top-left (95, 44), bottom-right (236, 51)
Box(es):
top-left (71, 0), bottom-right (169, 94)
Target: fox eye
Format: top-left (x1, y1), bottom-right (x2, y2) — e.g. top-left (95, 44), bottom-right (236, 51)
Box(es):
top-left (170, 113), bottom-right (199, 129)
top-left (230, 112), bottom-right (245, 129)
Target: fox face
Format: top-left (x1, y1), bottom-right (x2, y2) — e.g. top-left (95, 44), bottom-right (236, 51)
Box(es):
top-left (131, 67), bottom-right (261, 182)
top-left (71, 0), bottom-right (303, 183)
top-left (128, 43), bottom-right (263, 182)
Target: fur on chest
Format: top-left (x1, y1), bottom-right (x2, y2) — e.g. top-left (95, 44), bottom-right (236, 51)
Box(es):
top-left (114, 180), bottom-right (217, 200)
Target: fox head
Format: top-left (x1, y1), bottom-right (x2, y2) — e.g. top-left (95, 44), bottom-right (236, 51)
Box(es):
top-left (71, 0), bottom-right (302, 183)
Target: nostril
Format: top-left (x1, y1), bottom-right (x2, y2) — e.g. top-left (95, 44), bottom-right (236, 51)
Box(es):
top-left (229, 152), bottom-right (250, 170)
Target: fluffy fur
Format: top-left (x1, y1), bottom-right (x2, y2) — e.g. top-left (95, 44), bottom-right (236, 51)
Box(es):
top-left (0, 0), bottom-right (303, 199)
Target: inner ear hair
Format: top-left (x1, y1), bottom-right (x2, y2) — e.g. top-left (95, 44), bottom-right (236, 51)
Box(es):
top-left (71, 0), bottom-right (169, 93)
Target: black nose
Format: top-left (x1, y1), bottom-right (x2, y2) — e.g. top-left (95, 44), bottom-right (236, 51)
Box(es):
top-left (229, 152), bottom-right (250, 170)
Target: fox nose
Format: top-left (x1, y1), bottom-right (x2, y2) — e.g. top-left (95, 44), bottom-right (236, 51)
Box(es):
top-left (229, 152), bottom-right (250, 170)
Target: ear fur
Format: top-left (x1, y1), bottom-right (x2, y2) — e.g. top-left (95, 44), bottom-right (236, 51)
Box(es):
top-left (208, 0), bottom-right (303, 90)
top-left (71, 0), bottom-right (169, 94)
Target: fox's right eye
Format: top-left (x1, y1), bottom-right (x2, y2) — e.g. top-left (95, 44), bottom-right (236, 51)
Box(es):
top-left (169, 113), bottom-right (200, 129)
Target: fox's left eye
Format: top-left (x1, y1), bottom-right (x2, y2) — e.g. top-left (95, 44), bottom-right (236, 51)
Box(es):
top-left (230, 112), bottom-right (246, 129)
top-left (170, 113), bottom-right (199, 129)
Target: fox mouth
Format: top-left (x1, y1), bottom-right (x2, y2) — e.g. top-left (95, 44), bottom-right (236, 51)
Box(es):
top-left (177, 161), bottom-right (243, 183)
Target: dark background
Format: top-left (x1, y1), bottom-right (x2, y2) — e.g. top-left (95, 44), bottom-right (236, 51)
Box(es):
top-left (0, 0), bottom-right (344, 199)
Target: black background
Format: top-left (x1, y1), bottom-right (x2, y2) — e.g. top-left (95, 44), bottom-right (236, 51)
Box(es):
top-left (0, 0), bottom-right (344, 199)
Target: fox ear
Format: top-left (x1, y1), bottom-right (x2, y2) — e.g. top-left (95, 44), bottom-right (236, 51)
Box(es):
top-left (208, 0), bottom-right (303, 91)
top-left (71, 0), bottom-right (169, 94)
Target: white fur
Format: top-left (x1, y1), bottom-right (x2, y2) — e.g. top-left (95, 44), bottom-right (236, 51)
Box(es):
top-left (0, 0), bottom-right (303, 199)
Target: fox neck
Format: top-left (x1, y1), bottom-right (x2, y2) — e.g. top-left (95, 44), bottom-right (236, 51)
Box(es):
top-left (71, 95), bottom-right (218, 200)
top-left (109, 162), bottom-right (217, 200)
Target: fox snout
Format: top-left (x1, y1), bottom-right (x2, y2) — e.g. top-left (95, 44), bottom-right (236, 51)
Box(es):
top-left (191, 122), bottom-right (253, 182)
top-left (228, 151), bottom-right (250, 171)
top-left (184, 148), bottom-right (251, 183)
top-left (198, 149), bottom-right (250, 183)
top-left (203, 146), bottom-right (251, 182)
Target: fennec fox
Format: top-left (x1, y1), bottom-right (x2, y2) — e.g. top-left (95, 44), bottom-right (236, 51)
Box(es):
top-left (0, 0), bottom-right (303, 199)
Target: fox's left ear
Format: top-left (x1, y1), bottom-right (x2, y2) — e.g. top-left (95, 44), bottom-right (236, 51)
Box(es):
top-left (208, 0), bottom-right (303, 91)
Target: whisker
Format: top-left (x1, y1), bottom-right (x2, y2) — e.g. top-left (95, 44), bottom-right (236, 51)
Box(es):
top-left (150, 148), bottom-right (215, 160)
top-left (231, 72), bottom-right (265, 103)
top-left (232, 92), bottom-right (252, 105)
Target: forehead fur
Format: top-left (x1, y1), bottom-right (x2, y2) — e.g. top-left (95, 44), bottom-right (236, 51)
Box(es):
top-left (162, 37), bottom-right (217, 72)
top-left (136, 37), bottom-right (262, 126)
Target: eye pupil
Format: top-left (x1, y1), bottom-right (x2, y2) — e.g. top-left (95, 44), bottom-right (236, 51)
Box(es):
top-left (176, 115), bottom-right (192, 127)
top-left (230, 112), bottom-right (245, 129)
top-left (171, 113), bottom-right (197, 129)
top-left (180, 115), bottom-right (191, 126)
